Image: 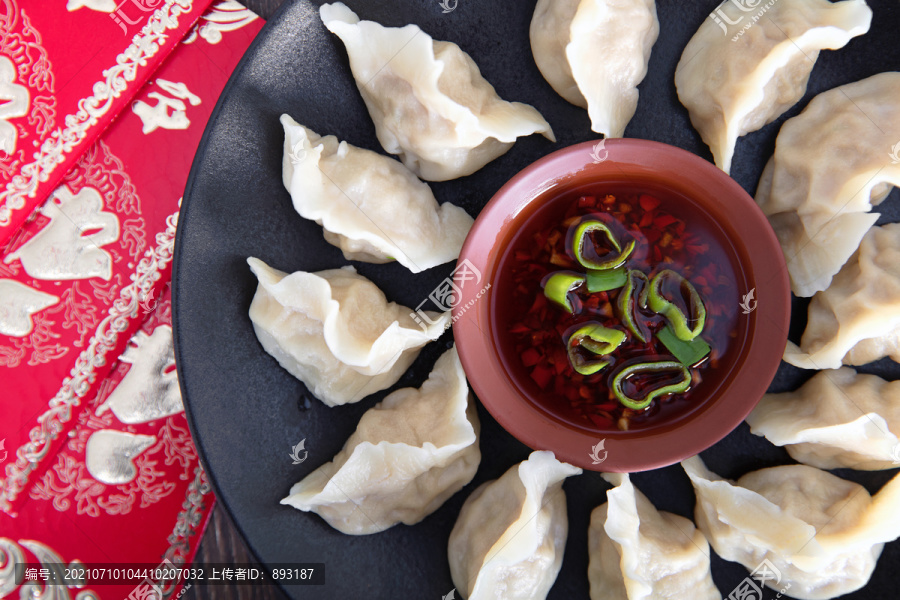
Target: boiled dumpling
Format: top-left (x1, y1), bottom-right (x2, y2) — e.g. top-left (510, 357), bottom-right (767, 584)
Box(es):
top-left (320, 2), bottom-right (555, 182)
top-left (683, 455), bottom-right (900, 600)
top-left (747, 368), bottom-right (900, 470)
top-left (784, 224), bottom-right (900, 370)
top-left (844, 332), bottom-right (900, 366)
top-left (675, 0), bottom-right (871, 174)
top-left (530, 0), bottom-right (658, 138)
top-left (588, 473), bottom-right (720, 600)
top-left (247, 257), bottom-right (447, 406)
top-left (281, 346), bottom-right (480, 534)
top-left (280, 115), bottom-right (473, 273)
top-left (448, 451), bottom-right (581, 600)
top-left (755, 72), bottom-right (900, 296)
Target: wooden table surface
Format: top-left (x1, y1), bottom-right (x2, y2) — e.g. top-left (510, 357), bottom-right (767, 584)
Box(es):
top-left (184, 2), bottom-right (288, 599)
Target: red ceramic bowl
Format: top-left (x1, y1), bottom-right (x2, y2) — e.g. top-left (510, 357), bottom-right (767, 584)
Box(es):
top-left (452, 139), bottom-right (790, 472)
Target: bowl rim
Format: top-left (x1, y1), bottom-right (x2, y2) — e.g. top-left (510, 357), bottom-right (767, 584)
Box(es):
top-left (452, 138), bottom-right (790, 472)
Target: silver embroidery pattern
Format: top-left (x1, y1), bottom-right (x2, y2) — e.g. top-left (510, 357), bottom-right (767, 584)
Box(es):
top-left (96, 325), bottom-right (183, 424)
top-left (0, 278), bottom-right (58, 337)
top-left (85, 429), bottom-right (156, 484)
top-left (0, 0), bottom-right (195, 227)
top-left (0, 209), bottom-right (178, 514)
top-left (0, 55), bottom-right (29, 154)
top-left (0, 539), bottom-right (100, 599)
top-left (4, 185), bottom-right (120, 281)
top-left (65, 0), bottom-right (116, 12)
top-left (30, 415), bottom-right (195, 516)
top-left (150, 464), bottom-right (211, 598)
top-left (0, 0), bottom-right (57, 182)
top-left (183, 0), bottom-right (258, 45)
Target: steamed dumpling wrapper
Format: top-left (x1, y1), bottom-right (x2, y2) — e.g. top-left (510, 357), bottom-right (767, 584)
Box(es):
top-left (675, 0), bottom-right (871, 174)
top-left (247, 257), bottom-right (447, 406)
top-left (755, 72), bottom-right (900, 296)
top-left (683, 456), bottom-right (900, 600)
top-left (588, 473), bottom-right (720, 600)
top-left (747, 368), bottom-right (900, 470)
top-left (844, 332), bottom-right (900, 366)
top-left (280, 115), bottom-right (473, 273)
top-left (281, 346), bottom-right (480, 534)
top-left (448, 451), bottom-right (581, 600)
top-left (320, 2), bottom-right (555, 182)
top-left (530, 0), bottom-right (659, 138)
top-left (784, 224), bottom-right (900, 370)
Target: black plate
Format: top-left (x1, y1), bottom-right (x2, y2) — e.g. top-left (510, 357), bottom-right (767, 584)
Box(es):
top-left (173, 1), bottom-right (900, 598)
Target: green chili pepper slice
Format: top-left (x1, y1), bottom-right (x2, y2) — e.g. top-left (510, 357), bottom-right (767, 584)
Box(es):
top-left (572, 220), bottom-right (636, 270)
top-left (616, 270), bottom-right (651, 343)
top-left (657, 325), bottom-right (711, 367)
top-left (567, 323), bottom-right (626, 375)
top-left (648, 269), bottom-right (707, 341)
top-left (612, 360), bottom-right (692, 410)
top-left (586, 266), bottom-right (627, 293)
top-left (543, 272), bottom-right (585, 314)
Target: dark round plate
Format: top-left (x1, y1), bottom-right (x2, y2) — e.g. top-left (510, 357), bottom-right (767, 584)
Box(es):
top-left (173, 1), bottom-right (900, 598)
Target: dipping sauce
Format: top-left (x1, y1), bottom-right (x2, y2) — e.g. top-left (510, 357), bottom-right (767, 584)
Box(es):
top-left (493, 184), bottom-right (742, 432)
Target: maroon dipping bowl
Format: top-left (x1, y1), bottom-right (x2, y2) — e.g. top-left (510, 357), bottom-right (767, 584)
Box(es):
top-left (452, 139), bottom-right (790, 472)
